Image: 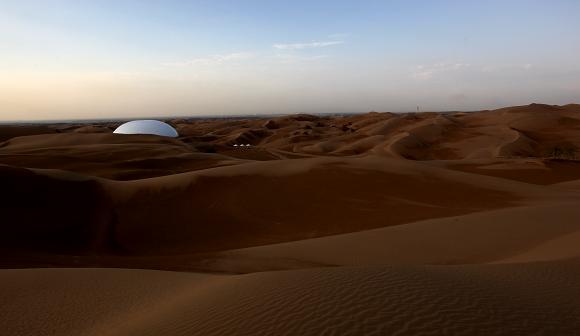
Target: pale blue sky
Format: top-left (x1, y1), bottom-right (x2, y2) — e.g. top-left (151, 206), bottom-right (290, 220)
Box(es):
top-left (1, 0), bottom-right (579, 120)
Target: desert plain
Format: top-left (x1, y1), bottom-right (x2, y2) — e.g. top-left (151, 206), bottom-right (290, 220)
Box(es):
top-left (1, 103), bottom-right (580, 335)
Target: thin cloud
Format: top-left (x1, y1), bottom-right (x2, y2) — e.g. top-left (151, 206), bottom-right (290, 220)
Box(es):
top-left (522, 63), bottom-right (533, 70)
top-left (481, 63), bottom-right (534, 73)
top-left (162, 52), bottom-right (254, 67)
top-left (328, 33), bottom-right (351, 40)
top-left (273, 41), bottom-right (344, 50)
top-left (412, 63), bottom-right (470, 80)
top-left (275, 54), bottom-right (330, 64)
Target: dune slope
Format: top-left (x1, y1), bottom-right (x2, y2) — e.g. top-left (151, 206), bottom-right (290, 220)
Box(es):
top-left (1, 261), bottom-right (580, 336)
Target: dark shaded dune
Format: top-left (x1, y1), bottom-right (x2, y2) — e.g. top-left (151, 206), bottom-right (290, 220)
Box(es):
top-left (0, 157), bottom-right (523, 259)
top-left (562, 103), bottom-right (580, 114)
top-left (0, 125), bottom-right (56, 142)
top-left (384, 131), bottom-right (425, 158)
top-left (352, 114), bottom-right (477, 160)
top-left (504, 114), bottom-right (580, 153)
top-left (213, 206), bottom-right (580, 272)
top-left (0, 132), bottom-right (189, 149)
top-left (72, 125), bottom-right (112, 133)
top-left (108, 154), bottom-right (234, 180)
top-left (386, 116), bottom-right (462, 160)
top-left (0, 152), bottom-right (231, 181)
top-left (449, 159), bottom-right (580, 185)
top-left (179, 134), bottom-right (220, 143)
top-left (0, 166), bottom-right (117, 255)
top-left (457, 104), bottom-right (580, 159)
top-left (216, 147), bottom-right (280, 161)
top-left (425, 104), bottom-right (580, 160)
top-left (262, 119), bottom-right (279, 129)
top-left (496, 128), bottom-right (537, 157)
top-left (0, 133), bottom-right (236, 180)
top-left (512, 127), bottom-right (580, 159)
top-left (109, 159), bottom-right (520, 255)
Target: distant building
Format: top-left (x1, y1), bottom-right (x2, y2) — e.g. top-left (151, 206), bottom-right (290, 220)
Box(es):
top-left (114, 120), bottom-right (178, 137)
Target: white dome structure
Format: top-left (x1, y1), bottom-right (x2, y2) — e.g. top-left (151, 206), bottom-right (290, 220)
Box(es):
top-left (113, 120), bottom-right (178, 138)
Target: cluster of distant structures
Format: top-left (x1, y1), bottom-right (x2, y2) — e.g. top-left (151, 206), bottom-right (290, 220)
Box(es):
top-left (112, 120), bottom-right (258, 150)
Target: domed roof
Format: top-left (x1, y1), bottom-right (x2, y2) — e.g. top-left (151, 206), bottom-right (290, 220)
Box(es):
top-left (113, 120), bottom-right (178, 138)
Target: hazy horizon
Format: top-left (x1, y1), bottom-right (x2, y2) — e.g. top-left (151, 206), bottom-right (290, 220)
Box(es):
top-left (1, 0), bottom-right (579, 121)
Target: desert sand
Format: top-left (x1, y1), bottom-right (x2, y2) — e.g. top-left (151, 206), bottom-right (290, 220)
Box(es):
top-left (1, 103), bottom-right (580, 335)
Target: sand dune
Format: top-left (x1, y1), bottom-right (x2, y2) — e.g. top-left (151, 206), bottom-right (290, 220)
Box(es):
top-left (2, 104), bottom-right (580, 171)
top-left (1, 261), bottom-right (579, 335)
top-left (0, 133), bottom-right (237, 180)
top-left (0, 155), bottom-right (535, 257)
top-left (0, 125), bottom-right (57, 142)
top-left (210, 201), bottom-right (580, 272)
top-left (2, 104), bottom-right (580, 335)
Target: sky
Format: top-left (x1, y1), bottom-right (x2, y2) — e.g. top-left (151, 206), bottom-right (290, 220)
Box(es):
top-left (0, 0), bottom-right (579, 121)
